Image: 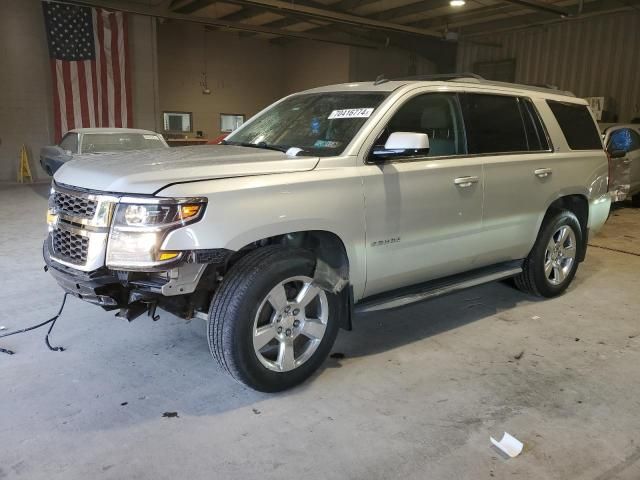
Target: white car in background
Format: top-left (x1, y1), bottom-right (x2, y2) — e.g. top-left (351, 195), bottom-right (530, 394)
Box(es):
top-left (601, 124), bottom-right (640, 206)
top-left (40, 128), bottom-right (168, 175)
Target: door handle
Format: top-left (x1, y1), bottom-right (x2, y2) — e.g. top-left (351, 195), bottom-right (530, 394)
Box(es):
top-left (454, 176), bottom-right (479, 188)
top-left (534, 168), bottom-right (553, 178)
top-left (622, 159), bottom-right (632, 165)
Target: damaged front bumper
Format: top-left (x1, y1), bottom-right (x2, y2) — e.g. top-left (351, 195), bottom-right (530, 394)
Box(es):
top-left (44, 242), bottom-right (126, 308)
top-left (43, 242), bottom-right (230, 320)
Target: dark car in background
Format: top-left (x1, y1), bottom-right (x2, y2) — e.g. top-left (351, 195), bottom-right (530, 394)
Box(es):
top-left (40, 128), bottom-right (168, 175)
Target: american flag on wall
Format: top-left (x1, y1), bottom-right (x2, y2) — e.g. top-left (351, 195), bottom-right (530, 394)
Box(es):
top-left (42, 1), bottom-right (132, 142)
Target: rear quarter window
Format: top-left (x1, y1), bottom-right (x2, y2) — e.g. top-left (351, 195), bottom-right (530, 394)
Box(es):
top-left (546, 100), bottom-right (602, 150)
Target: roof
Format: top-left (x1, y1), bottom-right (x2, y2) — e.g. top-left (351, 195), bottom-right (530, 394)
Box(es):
top-left (68, 128), bottom-right (161, 135)
top-left (300, 75), bottom-right (580, 102)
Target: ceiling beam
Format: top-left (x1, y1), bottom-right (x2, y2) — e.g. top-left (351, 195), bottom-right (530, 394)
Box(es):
top-left (218, 6), bottom-right (272, 22)
top-left (262, 0), bottom-right (451, 42)
top-left (215, 0), bottom-right (442, 37)
top-left (461, 0), bottom-right (639, 36)
top-left (170, 0), bottom-right (216, 14)
top-left (500, 0), bottom-right (570, 16)
top-left (69, 0), bottom-right (383, 47)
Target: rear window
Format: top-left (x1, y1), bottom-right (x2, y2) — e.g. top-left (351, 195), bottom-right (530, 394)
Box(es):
top-left (546, 100), bottom-right (602, 150)
top-left (460, 93), bottom-right (528, 154)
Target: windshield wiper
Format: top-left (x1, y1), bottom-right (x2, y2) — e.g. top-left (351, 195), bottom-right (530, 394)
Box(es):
top-left (223, 140), bottom-right (289, 153)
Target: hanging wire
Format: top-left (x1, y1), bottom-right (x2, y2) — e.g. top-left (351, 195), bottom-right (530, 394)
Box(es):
top-left (0, 293), bottom-right (69, 355)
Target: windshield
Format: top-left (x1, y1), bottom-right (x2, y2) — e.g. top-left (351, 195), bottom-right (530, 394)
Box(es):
top-left (81, 133), bottom-right (166, 153)
top-left (225, 92), bottom-right (388, 157)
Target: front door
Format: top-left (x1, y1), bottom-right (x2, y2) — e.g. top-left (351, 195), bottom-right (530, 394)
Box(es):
top-left (360, 92), bottom-right (485, 298)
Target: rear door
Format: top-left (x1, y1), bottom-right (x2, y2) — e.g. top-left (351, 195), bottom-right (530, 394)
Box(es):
top-left (461, 93), bottom-right (556, 264)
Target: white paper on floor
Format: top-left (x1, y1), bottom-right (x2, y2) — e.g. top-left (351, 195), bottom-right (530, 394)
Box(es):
top-left (490, 432), bottom-right (523, 458)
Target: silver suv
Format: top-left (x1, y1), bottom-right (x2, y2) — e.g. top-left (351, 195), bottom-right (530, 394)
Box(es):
top-left (44, 75), bottom-right (611, 391)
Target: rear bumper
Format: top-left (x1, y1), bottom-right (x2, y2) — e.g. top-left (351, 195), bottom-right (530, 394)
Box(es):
top-left (588, 192), bottom-right (612, 236)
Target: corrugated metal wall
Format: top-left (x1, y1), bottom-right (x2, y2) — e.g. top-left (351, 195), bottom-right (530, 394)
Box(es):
top-left (456, 10), bottom-right (640, 122)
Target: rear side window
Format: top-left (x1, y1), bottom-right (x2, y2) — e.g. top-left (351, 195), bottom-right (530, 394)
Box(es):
top-left (546, 100), bottom-right (602, 150)
top-left (59, 133), bottom-right (78, 153)
top-left (460, 94), bottom-right (528, 154)
top-left (520, 98), bottom-right (550, 151)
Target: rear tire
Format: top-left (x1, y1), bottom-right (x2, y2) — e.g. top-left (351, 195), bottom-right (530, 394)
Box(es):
top-left (514, 210), bottom-right (582, 298)
top-left (207, 246), bottom-right (340, 392)
top-left (632, 193), bottom-right (640, 208)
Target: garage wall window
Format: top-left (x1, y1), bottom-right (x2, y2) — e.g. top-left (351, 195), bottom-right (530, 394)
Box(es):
top-left (220, 114), bottom-right (245, 133)
top-left (163, 111), bottom-right (192, 133)
top-left (546, 101), bottom-right (602, 150)
top-left (460, 93), bottom-right (528, 154)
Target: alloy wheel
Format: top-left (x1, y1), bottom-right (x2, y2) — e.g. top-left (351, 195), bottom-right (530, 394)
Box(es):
top-left (252, 276), bottom-right (328, 372)
top-left (544, 225), bottom-right (577, 286)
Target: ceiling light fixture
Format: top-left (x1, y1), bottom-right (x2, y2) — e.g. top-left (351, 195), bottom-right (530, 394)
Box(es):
top-left (450, 0), bottom-right (466, 6)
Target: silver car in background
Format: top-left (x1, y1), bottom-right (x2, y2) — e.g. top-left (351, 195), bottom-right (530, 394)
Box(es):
top-left (40, 128), bottom-right (168, 175)
top-left (601, 124), bottom-right (640, 206)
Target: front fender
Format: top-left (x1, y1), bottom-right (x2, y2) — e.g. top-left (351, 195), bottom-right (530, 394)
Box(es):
top-left (157, 168), bottom-right (367, 299)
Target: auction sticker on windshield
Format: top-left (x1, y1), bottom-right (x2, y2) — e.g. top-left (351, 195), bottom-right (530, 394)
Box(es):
top-left (328, 108), bottom-right (374, 119)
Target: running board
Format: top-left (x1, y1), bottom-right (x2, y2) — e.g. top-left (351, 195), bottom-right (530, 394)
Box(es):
top-left (355, 261), bottom-right (523, 314)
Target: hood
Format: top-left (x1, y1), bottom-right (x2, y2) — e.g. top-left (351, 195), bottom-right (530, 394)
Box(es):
top-left (53, 145), bottom-right (320, 195)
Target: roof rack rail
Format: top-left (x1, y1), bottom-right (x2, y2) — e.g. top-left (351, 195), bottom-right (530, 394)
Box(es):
top-left (381, 72), bottom-right (575, 97)
top-left (393, 72), bottom-right (485, 82)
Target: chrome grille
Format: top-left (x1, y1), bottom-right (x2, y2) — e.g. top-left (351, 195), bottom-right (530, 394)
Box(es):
top-left (52, 228), bottom-right (89, 265)
top-left (54, 191), bottom-right (97, 219)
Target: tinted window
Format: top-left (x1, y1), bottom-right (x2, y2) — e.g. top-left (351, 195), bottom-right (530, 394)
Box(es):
top-left (372, 93), bottom-right (466, 158)
top-left (59, 133), bottom-right (78, 153)
top-left (460, 94), bottom-right (528, 154)
top-left (546, 100), bottom-right (602, 150)
top-left (607, 128), bottom-right (640, 153)
top-left (520, 98), bottom-right (550, 151)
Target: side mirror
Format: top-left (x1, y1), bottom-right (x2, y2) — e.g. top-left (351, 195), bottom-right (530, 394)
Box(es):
top-left (609, 149), bottom-right (626, 159)
top-left (371, 132), bottom-right (430, 161)
top-left (384, 132), bottom-right (429, 151)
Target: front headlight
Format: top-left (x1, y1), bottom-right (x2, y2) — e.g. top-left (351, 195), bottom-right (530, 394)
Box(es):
top-left (106, 197), bottom-right (206, 270)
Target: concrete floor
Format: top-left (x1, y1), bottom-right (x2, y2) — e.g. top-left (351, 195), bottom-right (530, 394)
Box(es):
top-left (1, 184), bottom-right (640, 480)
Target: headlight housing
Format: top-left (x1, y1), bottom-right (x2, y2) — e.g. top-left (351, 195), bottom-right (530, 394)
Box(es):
top-left (106, 197), bottom-right (207, 270)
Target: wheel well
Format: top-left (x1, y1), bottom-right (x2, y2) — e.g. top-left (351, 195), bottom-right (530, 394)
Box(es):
top-left (226, 230), bottom-right (350, 289)
top-left (546, 194), bottom-right (589, 261)
top-left (227, 231), bottom-right (352, 330)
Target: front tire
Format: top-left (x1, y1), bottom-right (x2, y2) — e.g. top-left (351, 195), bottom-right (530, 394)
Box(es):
top-left (514, 210), bottom-right (582, 298)
top-left (208, 246), bottom-right (340, 392)
top-left (632, 193), bottom-right (640, 208)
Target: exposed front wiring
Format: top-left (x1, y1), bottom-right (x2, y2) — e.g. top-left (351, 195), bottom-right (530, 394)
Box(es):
top-left (0, 294), bottom-right (69, 355)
